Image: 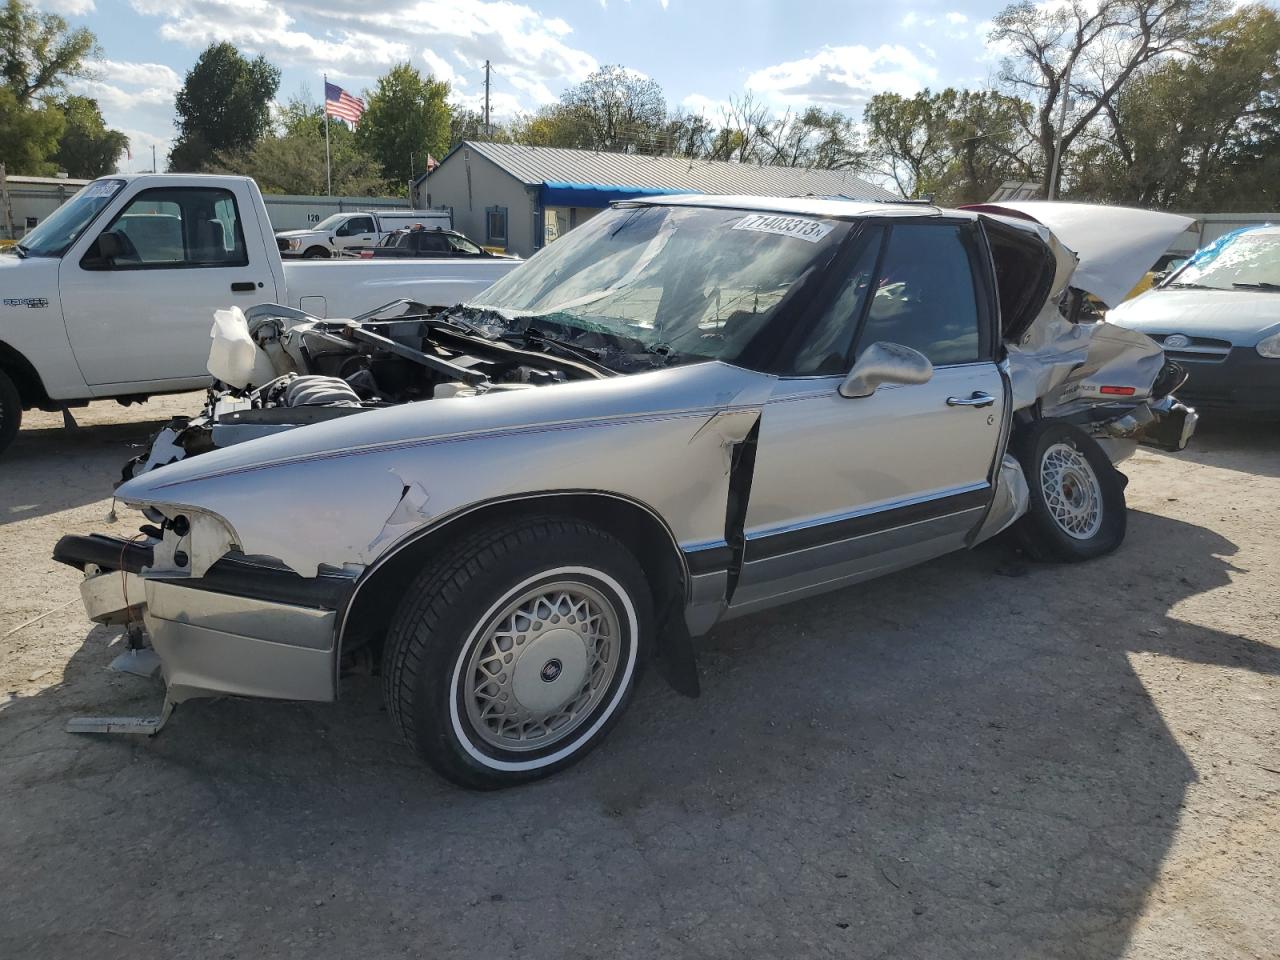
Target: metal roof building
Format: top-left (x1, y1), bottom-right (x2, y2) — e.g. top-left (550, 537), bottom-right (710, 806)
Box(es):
top-left (414, 141), bottom-right (898, 257)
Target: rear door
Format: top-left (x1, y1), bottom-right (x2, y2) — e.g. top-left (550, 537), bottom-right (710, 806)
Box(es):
top-left (730, 220), bottom-right (1005, 614)
top-left (59, 183), bottom-right (274, 387)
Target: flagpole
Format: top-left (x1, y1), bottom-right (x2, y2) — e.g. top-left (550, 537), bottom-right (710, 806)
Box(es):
top-left (323, 73), bottom-right (332, 197)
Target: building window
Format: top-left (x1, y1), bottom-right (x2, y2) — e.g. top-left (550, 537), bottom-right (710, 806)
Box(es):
top-left (486, 205), bottom-right (508, 247)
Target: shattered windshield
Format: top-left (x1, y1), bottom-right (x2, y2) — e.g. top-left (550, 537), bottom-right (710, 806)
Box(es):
top-left (1170, 230), bottom-right (1280, 291)
top-left (16, 179), bottom-right (124, 258)
top-left (469, 204), bottom-right (850, 369)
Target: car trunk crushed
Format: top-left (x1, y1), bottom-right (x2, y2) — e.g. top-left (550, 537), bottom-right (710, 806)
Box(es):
top-left (51, 196), bottom-right (1199, 785)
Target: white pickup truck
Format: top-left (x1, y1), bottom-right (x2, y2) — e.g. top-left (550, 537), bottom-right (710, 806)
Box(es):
top-left (275, 209), bottom-right (452, 259)
top-left (0, 173), bottom-right (519, 454)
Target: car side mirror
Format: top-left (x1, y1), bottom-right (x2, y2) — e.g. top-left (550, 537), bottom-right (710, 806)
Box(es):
top-left (81, 230), bottom-right (125, 270)
top-left (838, 342), bottom-right (934, 398)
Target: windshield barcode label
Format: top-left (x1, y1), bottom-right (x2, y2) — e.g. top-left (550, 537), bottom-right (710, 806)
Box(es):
top-left (732, 214), bottom-right (833, 243)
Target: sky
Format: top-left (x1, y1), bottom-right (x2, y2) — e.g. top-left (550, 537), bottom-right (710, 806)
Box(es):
top-left (35, 0), bottom-right (1014, 172)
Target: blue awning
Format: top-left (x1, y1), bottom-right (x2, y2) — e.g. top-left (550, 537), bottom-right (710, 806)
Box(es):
top-left (540, 180), bottom-right (698, 208)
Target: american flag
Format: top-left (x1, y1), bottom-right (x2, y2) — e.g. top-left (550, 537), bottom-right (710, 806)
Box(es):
top-left (325, 81), bottom-right (365, 125)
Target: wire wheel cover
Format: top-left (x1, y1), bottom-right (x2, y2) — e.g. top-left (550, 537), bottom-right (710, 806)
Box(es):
top-left (462, 580), bottom-right (621, 752)
top-left (1040, 441), bottom-right (1104, 540)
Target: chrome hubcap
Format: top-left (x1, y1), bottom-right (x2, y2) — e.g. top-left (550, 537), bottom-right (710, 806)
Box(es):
top-left (1040, 441), bottom-right (1103, 540)
top-left (462, 581), bottom-right (620, 752)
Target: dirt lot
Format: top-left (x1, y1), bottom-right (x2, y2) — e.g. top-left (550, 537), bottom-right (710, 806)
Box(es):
top-left (1, 396), bottom-right (1277, 960)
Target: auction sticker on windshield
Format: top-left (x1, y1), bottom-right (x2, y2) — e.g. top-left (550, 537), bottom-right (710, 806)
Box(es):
top-left (732, 214), bottom-right (833, 243)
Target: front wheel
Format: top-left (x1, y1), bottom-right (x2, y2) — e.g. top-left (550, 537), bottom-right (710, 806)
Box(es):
top-left (0, 369), bottom-right (22, 456)
top-left (382, 516), bottom-right (651, 789)
top-left (1012, 420), bottom-right (1127, 562)
top-left (302, 246), bottom-right (330, 259)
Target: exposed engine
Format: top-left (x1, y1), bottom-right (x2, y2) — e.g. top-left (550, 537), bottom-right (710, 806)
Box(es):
top-left (123, 300), bottom-right (604, 481)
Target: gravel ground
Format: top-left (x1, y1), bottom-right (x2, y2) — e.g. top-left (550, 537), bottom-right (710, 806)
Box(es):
top-left (1, 396), bottom-right (1278, 960)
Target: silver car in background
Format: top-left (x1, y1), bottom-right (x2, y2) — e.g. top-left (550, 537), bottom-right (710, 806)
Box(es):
top-left (55, 196), bottom-right (1196, 788)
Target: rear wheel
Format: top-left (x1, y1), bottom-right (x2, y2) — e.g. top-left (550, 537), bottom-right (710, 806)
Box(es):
top-left (1012, 420), bottom-right (1127, 562)
top-left (382, 516), bottom-right (651, 789)
top-left (302, 246), bottom-right (330, 259)
top-left (0, 369), bottom-right (22, 455)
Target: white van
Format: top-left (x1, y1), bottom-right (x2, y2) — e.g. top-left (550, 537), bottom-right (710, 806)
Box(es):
top-left (275, 209), bottom-right (452, 259)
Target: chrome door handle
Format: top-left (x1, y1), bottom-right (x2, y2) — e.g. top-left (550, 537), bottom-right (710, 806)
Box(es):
top-left (946, 391), bottom-right (995, 408)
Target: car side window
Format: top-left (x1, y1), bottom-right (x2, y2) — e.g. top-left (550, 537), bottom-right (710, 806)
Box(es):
top-left (88, 187), bottom-right (248, 269)
top-left (448, 235), bottom-right (482, 255)
top-left (856, 223), bottom-right (981, 366)
top-left (791, 227), bottom-right (884, 376)
top-left (341, 216), bottom-right (374, 236)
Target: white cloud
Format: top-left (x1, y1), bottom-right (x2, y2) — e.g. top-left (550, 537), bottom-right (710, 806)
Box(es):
top-left (67, 60), bottom-right (181, 115)
top-left (419, 48), bottom-right (456, 84)
top-left (899, 11), bottom-right (936, 29)
top-left (746, 44), bottom-right (939, 109)
top-left (680, 92), bottom-right (731, 117)
top-left (127, 0), bottom-right (598, 116)
top-left (33, 0), bottom-right (96, 14)
top-left (945, 11), bottom-right (968, 24)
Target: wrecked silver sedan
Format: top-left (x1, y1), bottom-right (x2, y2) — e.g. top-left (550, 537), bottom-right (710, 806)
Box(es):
top-left (55, 196), bottom-right (1197, 788)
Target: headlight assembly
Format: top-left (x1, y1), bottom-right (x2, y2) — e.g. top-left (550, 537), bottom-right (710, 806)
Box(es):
top-left (1257, 331), bottom-right (1280, 358)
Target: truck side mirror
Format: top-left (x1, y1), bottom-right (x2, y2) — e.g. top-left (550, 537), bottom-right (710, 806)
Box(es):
top-left (839, 342), bottom-right (933, 398)
top-left (80, 230), bottom-right (126, 270)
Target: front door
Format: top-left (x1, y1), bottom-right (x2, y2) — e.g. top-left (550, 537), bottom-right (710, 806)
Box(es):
top-left (333, 215), bottom-right (376, 253)
top-left (731, 221), bottom-right (1005, 614)
top-left (59, 184), bottom-right (275, 387)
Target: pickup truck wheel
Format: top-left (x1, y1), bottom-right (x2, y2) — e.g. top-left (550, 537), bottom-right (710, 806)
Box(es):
top-left (302, 246), bottom-right (330, 259)
top-left (0, 369), bottom-right (21, 455)
top-left (382, 516), bottom-right (651, 789)
top-left (1012, 420), bottom-right (1127, 562)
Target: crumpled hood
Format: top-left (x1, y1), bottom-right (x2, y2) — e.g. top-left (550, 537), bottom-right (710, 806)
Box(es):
top-left (116, 361), bottom-right (767, 504)
top-left (1108, 287), bottom-right (1280, 347)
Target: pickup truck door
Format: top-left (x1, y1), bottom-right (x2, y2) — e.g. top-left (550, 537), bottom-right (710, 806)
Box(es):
top-left (58, 183), bottom-right (277, 387)
top-left (334, 215), bottom-right (376, 253)
top-left (729, 221), bottom-right (1006, 616)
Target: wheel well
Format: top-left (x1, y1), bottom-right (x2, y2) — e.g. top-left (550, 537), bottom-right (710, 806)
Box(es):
top-left (0, 341), bottom-right (51, 409)
top-left (304, 245), bottom-right (330, 257)
top-left (338, 493), bottom-right (688, 664)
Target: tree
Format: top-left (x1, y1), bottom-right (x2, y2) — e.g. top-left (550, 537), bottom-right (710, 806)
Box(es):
top-left (357, 63), bottom-right (450, 190)
top-left (0, 85), bottom-right (62, 173)
top-left (0, 0), bottom-right (97, 105)
top-left (1073, 4), bottom-right (1280, 209)
top-left (935, 90), bottom-right (1037, 204)
top-left (508, 103), bottom-right (594, 148)
top-left (758, 106), bottom-right (866, 171)
top-left (865, 88), bottom-right (1036, 202)
top-left (212, 97), bottom-right (388, 196)
top-left (52, 95), bottom-right (128, 177)
top-left (990, 0), bottom-right (1223, 198)
top-left (169, 42), bottom-right (280, 172)
top-left (559, 65), bottom-right (667, 152)
top-left (864, 91), bottom-right (953, 196)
